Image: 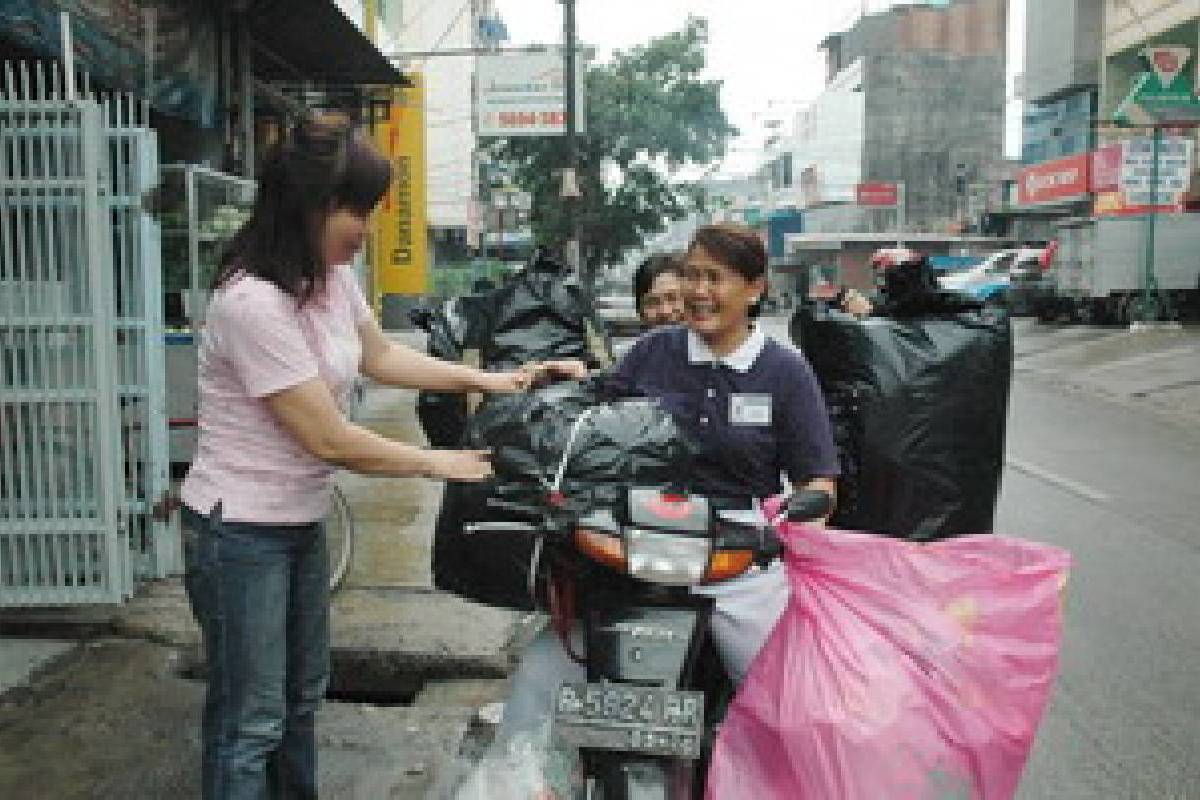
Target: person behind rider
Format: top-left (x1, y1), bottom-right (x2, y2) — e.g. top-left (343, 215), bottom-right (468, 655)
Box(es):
top-left (839, 247), bottom-right (981, 318)
top-left (633, 252), bottom-right (686, 328)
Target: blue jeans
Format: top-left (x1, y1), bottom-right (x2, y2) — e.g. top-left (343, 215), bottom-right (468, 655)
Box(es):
top-left (182, 503), bottom-right (330, 800)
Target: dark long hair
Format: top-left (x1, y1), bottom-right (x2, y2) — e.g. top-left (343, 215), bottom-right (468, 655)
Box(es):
top-left (214, 117), bottom-right (392, 305)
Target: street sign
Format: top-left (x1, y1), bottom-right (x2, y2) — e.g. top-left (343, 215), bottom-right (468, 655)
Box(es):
top-left (1114, 45), bottom-right (1200, 125)
top-left (856, 181), bottom-right (899, 207)
top-left (1118, 136), bottom-right (1193, 209)
top-left (476, 50), bottom-right (586, 137)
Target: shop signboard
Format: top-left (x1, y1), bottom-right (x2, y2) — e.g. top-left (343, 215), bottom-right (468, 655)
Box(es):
top-left (1017, 152), bottom-right (1091, 205)
top-left (372, 77), bottom-right (428, 297)
top-left (476, 50), bottom-right (585, 137)
top-left (1090, 144), bottom-right (1123, 193)
top-left (855, 181), bottom-right (899, 207)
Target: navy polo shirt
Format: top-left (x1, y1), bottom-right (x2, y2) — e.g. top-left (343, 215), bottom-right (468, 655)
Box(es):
top-left (613, 325), bottom-right (840, 499)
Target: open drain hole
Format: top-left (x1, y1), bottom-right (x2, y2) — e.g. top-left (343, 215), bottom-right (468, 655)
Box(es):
top-left (324, 688), bottom-right (419, 706)
top-left (176, 656), bottom-right (426, 707)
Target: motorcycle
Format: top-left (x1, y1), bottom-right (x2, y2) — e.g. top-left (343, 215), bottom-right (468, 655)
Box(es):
top-left (465, 485), bottom-right (832, 799)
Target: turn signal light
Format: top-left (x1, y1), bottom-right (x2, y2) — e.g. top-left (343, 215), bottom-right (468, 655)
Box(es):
top-left (703, 549), bottom-right (755, 583)
top-left (574, 529), bottom-right (626, 571)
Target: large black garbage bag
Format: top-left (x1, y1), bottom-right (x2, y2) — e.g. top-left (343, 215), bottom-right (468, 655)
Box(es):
top-left (432, 380), bottom-right (695, 609)
top-left (414, 257), bottom-right (611, 449)
top-left (481, 260), bottom-right (612, 370)
top-left (413, 298), bottom-right (475, 447)
top-left (793, 306), bottom-right (1012, 541)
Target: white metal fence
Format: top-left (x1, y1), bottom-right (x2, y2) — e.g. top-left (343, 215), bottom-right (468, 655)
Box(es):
top-left (1, 61), bottom-right (171, 606)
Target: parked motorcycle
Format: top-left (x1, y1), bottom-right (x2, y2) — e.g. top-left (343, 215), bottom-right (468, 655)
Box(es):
top-left (466, 486), bottom-right (833, 799)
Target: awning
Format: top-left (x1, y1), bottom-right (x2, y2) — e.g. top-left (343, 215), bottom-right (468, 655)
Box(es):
top-left (244, 0), bottom-right (408, 86)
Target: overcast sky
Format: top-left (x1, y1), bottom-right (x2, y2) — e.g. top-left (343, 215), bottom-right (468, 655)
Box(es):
top-left (493, 0), bottom-right (1025, 174)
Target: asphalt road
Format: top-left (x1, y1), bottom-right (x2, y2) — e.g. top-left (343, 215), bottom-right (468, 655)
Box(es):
top-left (1003, 371), bottom-right (1200, 799)
top-left (761, 314), bottom-right (1200, 798)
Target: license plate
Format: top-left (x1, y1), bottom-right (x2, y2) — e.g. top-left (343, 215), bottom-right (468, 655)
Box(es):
top-left (552, 682), bottom-right (704, 759)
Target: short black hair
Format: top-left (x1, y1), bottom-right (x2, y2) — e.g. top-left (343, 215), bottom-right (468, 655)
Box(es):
top-left (687, 224), bottom-right (767, 282)
top-left (687, 224), bottom-right (768, 317)
top-left (633, 253), bottom-right (683, 311)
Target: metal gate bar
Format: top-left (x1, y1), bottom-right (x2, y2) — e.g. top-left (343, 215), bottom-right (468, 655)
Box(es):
top-left (101, 90), bottom-right (171, 583)
top-left (0, 60), bottom-right (172, 605)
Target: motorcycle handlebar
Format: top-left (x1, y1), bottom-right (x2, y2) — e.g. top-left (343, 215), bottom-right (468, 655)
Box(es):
top-left (782, 489), bottom-right (835, 524)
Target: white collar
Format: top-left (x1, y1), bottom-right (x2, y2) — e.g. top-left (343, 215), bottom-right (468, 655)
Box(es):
top-left (686, 325), bottom-right (766, 373)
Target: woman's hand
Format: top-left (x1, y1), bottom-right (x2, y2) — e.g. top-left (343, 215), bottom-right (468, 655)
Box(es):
top-left (475, 360), bottom-right (590, 394)
top-left (535, 359), bottom-right (590, 381)
top-left (840, 289), bottom-right (873, 318)
top-left (421, 449), bottom-right (494, 482)
top-left (475, 370), bottom-right (534, 394)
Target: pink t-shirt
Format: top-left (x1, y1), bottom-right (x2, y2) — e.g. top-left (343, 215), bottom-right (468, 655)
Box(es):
top-left (180, 265), bottom-right (373, 523)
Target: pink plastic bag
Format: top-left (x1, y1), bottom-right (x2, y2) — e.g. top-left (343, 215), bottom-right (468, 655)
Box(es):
top-left (706, 517), bottom-right (1070, 800)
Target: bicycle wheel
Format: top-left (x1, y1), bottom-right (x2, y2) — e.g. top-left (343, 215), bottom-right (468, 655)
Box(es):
top-left (327, 485), bottom-right (355, 592)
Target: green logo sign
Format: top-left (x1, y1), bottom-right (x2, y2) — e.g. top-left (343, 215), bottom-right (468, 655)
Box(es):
top-left (1115, 46), bottom-right (1200, 125)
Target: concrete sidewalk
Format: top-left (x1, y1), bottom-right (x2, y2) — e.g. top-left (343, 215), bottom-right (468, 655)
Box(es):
top-left (1014, 321), bottom-right (1200, 428)
top-left (0, 352), bottom-right (525, 798)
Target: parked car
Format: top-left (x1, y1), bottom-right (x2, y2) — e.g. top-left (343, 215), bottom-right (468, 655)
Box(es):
top-left (594, 293), bottom-right (643, 337)
top-left (939, 248), bottom-right (1045, 310)
top-left (1007, 248), bottom-right (1053, 317)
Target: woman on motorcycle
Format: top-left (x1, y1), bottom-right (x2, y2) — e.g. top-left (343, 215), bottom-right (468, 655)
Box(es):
top-left (610, 222), bottom-right (840, 681)
top-left (496, 224), bottom-right (840, 757)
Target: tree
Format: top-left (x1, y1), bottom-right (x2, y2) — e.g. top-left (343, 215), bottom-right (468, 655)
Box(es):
top-left (490, 17), bottom-right (737, 276)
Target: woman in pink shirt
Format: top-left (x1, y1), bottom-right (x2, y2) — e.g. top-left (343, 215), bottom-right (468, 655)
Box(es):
top-left (178, 119), bottom-right (545, 799)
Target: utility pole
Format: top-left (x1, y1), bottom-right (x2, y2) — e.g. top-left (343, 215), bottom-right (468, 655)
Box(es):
top-left (561, 0), bottom-right (584, 285)
top-left (470, 0), bottom-right (489, 273)
top-left (1142, 124), bottom-right (1162, 322)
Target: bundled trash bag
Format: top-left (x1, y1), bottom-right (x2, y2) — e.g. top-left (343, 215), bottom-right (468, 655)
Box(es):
top-left (481, 253), bottom-right (612, 370)
top-left (793, 305), bottom-right (1012, 540)
top-left (410, 298), bottom-right (477, 448)
top-left (414, 253), bottom-right (612, 449)
top-left (433, 380), bottom-right (695, 609)
top-left (706, 509), bottom-right (1070, 800)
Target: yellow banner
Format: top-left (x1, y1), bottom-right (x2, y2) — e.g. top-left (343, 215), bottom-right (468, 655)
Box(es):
top-left (372, 77), bottom-right (428, 297)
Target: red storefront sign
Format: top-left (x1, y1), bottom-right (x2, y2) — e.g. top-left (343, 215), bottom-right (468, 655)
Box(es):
top-left (1017, 152), bottom-right (1091, 204)
top-left (855, 181), bottom-right (899, 207)
top-left (1090, 144), bottom-right (1122, 193)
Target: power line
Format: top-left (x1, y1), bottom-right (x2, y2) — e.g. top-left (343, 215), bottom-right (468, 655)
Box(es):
top-left (397, 0), bottom-right (441, 34)
top-left (413, 0), bottom-right (473, 66)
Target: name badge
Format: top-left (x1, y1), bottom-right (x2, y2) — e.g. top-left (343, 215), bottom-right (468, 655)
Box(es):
top-left (730, 393), bottom-right (772, 426)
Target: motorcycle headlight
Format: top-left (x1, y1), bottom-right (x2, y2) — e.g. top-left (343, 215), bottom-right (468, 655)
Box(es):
top-left (626, 529), bottom-right (711, 586)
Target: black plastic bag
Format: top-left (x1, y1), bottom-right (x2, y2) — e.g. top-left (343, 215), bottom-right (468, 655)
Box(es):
top-left (412, 298), bottom-right (475, 448)
top-left (432, 381), bottom-right (695, 609)
top-left (414, 257), bottom-right (611, 448)
top-left (480, 259), bottom-right (612, 370)
top-left (792, 305), bottom-right (1012, 541)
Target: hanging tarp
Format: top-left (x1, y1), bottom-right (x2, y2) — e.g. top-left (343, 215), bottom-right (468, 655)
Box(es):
top-left (0, 0), bottom-right (219, 126)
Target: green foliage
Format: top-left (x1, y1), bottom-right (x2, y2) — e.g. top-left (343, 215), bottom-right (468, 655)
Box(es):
top-left (490, 17), bottom-right (736, 270)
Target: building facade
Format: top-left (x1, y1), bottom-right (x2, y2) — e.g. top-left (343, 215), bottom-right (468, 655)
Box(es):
top-left (1006, 0), bottom-right (1104, 242)
top-left (791, 0), bottom-right (1008, 234)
